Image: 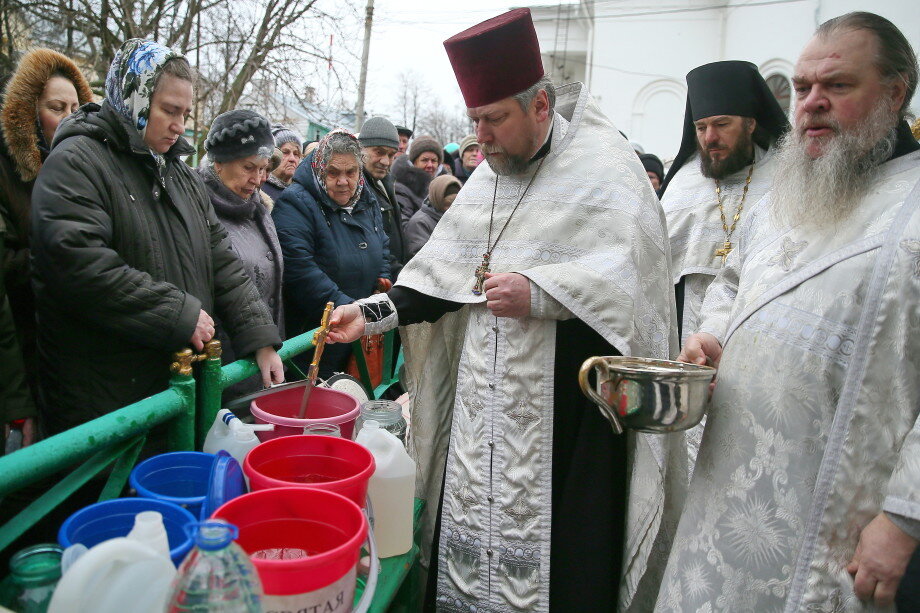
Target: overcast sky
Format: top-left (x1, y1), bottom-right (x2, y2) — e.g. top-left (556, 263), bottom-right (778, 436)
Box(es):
top-left (356, 1), bottom-right (523, 120)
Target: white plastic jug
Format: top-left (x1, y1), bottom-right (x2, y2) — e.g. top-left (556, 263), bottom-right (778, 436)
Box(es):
top-left (203, 409), bottom-right (274, 467)
top-left (355, 420), bottom-right (415, 557)
top-left (126, 511), bottom-right (170, 560)
top-left (48, 538), bottom-right (175, 613)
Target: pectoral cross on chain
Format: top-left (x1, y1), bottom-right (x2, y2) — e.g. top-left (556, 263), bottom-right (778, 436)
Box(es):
top-left (472, 253), bottom-right (491, 295)
top-left (714, 240), bottom-right (733, 264)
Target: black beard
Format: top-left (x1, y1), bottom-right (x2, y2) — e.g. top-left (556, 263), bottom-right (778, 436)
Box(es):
top-left (698, 133), bottom-right (754, 179)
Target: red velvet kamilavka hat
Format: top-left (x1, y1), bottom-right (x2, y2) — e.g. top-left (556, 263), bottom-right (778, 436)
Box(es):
top-left (443, 8), bottom-right (545, 108)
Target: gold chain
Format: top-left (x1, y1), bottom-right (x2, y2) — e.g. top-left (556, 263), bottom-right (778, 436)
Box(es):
top-left (715, 163), bottom-right (755, 244)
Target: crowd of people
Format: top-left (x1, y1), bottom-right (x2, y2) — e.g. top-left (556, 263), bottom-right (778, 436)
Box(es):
top-left (1, 5), bottom-right (919, 612)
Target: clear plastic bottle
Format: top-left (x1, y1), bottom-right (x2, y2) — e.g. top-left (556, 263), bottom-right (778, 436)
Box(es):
top-left (353, 400), bottom-right (407, 444)
top-left (0, 543), bottom-right (62, 613)
top-left (165, 521), bottom-right (262, 612)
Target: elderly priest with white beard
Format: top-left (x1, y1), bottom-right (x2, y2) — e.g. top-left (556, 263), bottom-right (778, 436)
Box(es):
top-left (657, 11), bottom-right (920, 612)
top-left (328, 8), bottom-right (683, 612)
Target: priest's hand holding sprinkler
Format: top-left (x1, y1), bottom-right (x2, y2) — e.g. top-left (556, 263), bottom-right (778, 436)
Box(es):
top-left (327, 304), bottom-right (366, 345)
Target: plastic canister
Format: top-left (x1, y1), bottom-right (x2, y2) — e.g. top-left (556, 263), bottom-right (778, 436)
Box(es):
top-left (126, 511), bottom-right (170, 559)
top-left (203, 409), bottom-right (274, 467)
top-left (355, 421), bottom-right (415, 557)
top-left (211, 487), bottom-right (367, 612)
top-left (48, 538), bottom-right (176, 613)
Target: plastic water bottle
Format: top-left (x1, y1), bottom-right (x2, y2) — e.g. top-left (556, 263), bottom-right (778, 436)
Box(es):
top-left (355, 420), bottom-right (415, 557)
top-left (165, 521), bottom-right (262, 612)
top-left (203, 409), bottom-right (273, 467)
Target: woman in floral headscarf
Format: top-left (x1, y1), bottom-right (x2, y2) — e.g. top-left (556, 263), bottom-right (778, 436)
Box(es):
top-left (30, 39), bottom-right (284, 434)
top-left (273, 129), bottom-right (391, 376)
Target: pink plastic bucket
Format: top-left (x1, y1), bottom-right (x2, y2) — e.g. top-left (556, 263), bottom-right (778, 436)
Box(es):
top-left (212, 487), bottom-right (367, 609)
top-left (244, 435), bottom-right (375, 507)
top-left (251, 386), bottom-right (361, 440)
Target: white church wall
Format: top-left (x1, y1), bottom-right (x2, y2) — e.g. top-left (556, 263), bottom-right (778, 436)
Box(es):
top-left (534, 0), bottom-right (920, 161)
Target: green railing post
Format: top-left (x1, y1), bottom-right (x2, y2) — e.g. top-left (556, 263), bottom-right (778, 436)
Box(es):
top-left (197, 340), bottom-right (224, 448)
top-left (167, 350), bottom-right (198, 452)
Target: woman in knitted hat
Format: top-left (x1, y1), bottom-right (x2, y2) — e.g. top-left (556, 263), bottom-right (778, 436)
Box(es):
top-left (201, 110), bottom-right (285, 394)
top-left (391, 134), bottom-right (443, 230)
top-left (30, 39), bottom-right (284, 434)
top-left (0, 48), bottom-right (94, 441)
top-left (262, 123), bottom-right (302, 201)
top-left (272, 129), bottom-right (391, 377)
top-left (452, 133), bottom-right (482, 184)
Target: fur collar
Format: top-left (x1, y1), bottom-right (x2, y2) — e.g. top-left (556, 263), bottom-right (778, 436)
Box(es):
top-left (1, 49), bottom-right (94, 182)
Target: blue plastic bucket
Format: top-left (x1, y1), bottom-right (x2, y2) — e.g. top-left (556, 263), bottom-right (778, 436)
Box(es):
top-left (58, 497), bottom-right (196, 565)
top-left (129, 451), bottom-right (215, 516)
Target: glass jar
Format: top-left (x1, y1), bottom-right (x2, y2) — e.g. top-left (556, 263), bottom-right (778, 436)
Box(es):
top-left (0, 543), bottom-right (63, 613)
top-left (302, 422), bottom-right (342, 437)
top-left (354, 400), bottom-right (407, 444)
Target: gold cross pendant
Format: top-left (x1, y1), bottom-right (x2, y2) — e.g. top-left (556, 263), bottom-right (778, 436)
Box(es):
top-left (714, 241), bottom-right (733, 264)
top-left (472, 253), bottom-right (491, 295)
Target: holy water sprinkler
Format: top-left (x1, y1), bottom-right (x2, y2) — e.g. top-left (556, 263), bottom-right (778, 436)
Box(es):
top-left (296, 302), bottom-right (335, 419)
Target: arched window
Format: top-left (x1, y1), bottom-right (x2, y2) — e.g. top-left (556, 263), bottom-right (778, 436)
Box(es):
top-left (766, 74), bottom-right (792, 114)
top-left (759, 59), bottom-right (794, 115)
top-left (631, 79), bottom-right (687, 158)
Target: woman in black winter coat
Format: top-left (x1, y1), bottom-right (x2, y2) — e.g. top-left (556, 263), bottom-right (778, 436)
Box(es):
top-left (273, 129), bottom-right (390, 377)
top-left (30, 39), bottom-right (284, 434)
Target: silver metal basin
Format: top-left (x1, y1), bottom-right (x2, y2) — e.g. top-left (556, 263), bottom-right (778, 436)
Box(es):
top-left (578, 356), bottom-right (716, 435)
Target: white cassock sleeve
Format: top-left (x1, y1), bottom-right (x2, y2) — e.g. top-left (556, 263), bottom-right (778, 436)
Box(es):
top-left (356, 293), bottom-right (400, 335)
top-left (528, 280), bottom-right (574, 320)
top-left (695, 243), bottom-right (742, 345)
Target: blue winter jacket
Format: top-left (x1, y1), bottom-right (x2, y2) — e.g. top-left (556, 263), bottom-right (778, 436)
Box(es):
top-left (272, 153), bottom-right (390, 337)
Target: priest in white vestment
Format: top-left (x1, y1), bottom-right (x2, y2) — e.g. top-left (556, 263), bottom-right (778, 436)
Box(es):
top-left (657, 12), bottom-right (920, 611)
top-left (660, 60), bottom-right (789, 346)
top-left (659, 61), bottom-right (789, 474)
top-left (328, 8), bottom-right (684, 612)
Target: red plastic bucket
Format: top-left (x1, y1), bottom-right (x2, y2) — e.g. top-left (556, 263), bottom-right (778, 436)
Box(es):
top-left (212, 487), bottom-right (367, 610)
top-left (251, 386), bottom-right (361, 440)
top-left (244, 435), bottom-right (375, 507)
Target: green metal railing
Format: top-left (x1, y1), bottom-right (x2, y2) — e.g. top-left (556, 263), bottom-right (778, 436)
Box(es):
top-left (0, 326), bottom-right (403, 555)
top-left (0, 368), bottom-right (196, 553)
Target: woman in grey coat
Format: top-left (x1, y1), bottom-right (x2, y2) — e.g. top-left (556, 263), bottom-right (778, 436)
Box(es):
top-left (200, 110), bottom-right (284, 393)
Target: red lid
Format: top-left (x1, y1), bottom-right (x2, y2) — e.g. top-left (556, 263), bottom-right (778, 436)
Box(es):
top-left (443, 8), bottom-right (544, 108)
